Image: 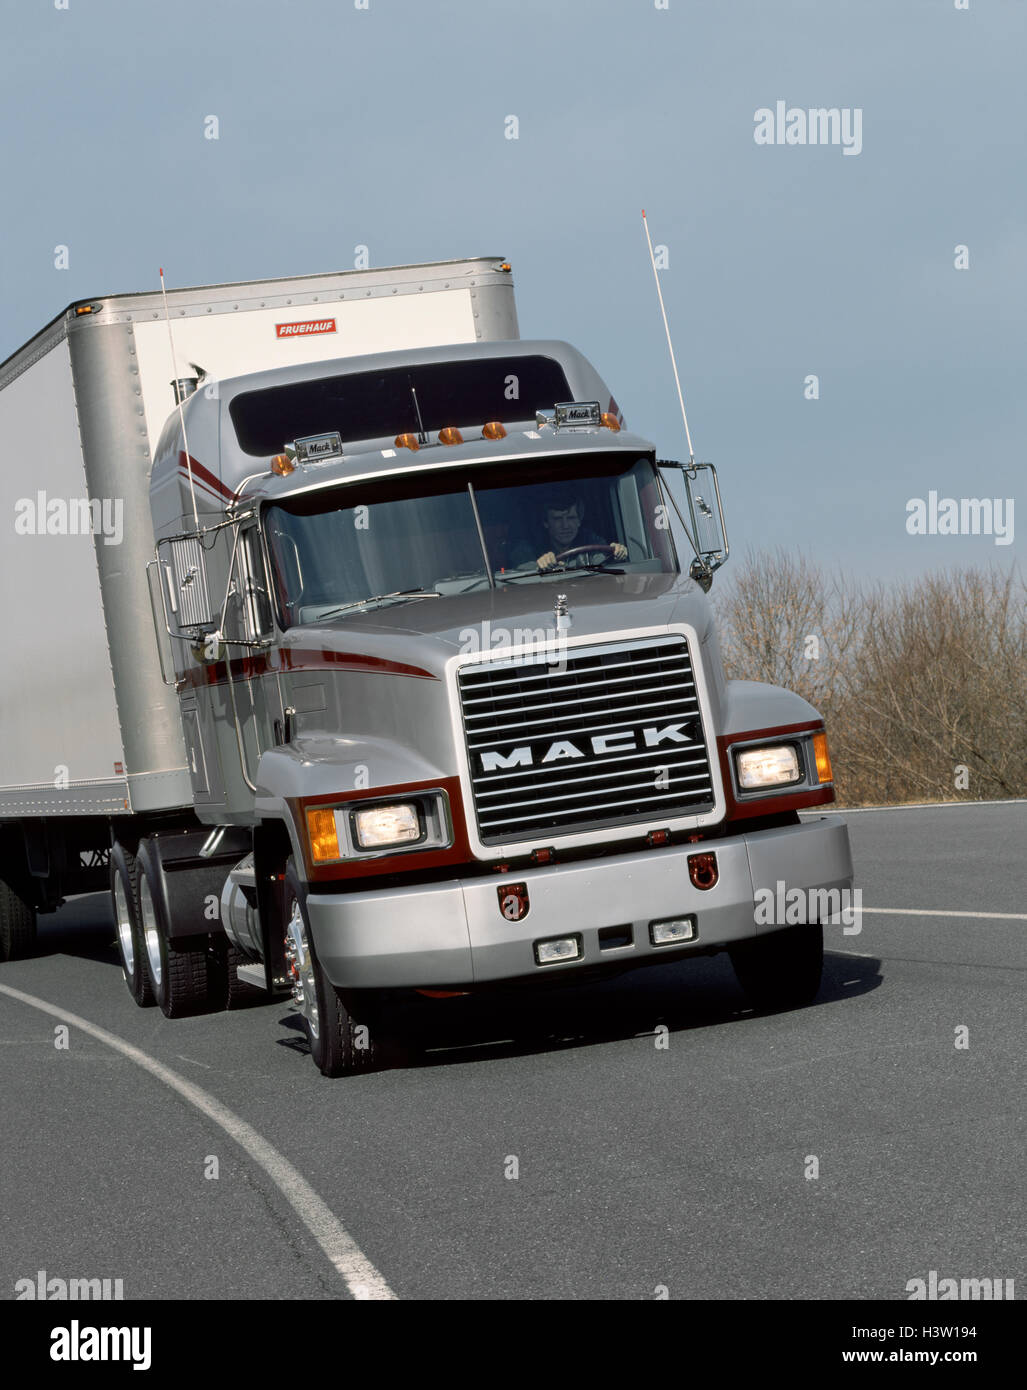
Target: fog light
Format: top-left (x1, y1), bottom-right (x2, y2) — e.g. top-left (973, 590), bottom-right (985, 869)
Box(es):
top-left (650, 917), bottom-right (696, 946)
top-left (534, 936), bottom-right (581, 965)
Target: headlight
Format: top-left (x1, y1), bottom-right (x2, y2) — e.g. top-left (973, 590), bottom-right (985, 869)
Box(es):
top-left (735, 744), bottom-right (802, 790)
top-left (352, 803), bottom-right (422, 849)
top-left (304, 791), bottom-right (450, 864)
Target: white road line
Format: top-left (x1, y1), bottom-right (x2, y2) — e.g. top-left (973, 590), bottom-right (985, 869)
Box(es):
top-left (861, 908), bottom-right (1027, 921)
top-left (0, 983), bottom-right (396, 1301)
top-left (813, 798), bottom-right (1027, 814)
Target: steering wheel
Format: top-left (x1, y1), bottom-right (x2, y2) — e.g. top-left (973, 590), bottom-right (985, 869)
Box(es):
top-left (552, 543), bottom-right (618, 564)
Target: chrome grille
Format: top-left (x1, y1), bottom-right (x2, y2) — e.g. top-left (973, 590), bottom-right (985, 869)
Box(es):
top-left (458, 636), bottom-right (715, 843)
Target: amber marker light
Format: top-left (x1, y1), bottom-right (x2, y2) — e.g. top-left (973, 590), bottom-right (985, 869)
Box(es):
top-left (271, 453), bottom-right (296, 476)
top-left (438, 427), bottom-right (464, 446)
top-left (482, 421), bottom-right (507, 440)
top-left (599, 412), bottom-right (621, 431)
top-left (394, 433), bottom-right (420, 451)
top-left (813, 731), bottom-right (834, 783)
top-left (306, 807), bottom-right (340, 864)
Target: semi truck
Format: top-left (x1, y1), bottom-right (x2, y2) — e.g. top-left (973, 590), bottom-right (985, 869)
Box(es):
top-left (0, 256), bottom-right (854, 1076)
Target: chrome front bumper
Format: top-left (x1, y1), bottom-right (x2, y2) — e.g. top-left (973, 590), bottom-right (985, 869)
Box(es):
top-left (305, 817), bottom-right (854, 990)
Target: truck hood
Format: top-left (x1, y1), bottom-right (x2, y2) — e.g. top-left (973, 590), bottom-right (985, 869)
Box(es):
top-left (278, 571), bottom-right (714, 678)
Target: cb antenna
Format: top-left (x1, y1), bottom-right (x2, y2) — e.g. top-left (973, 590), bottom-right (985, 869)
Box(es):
top-left (408, 381), bottom-right (428, 446)
top-left (642, 210), bottom-right (695, 466)
top-left (159, 267), bottom-right (201, 531)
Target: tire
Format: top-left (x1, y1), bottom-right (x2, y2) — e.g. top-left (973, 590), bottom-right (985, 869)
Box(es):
top-left (0, 875), bottom-right (37, 962)
top-left (729, 923), bottom-right (824, 1013)
top-left (137, 840), bottom-right (219, 1019)
top-left (110, 842), bottom-right (155, 1007)
top-left (283, 859), bottom-right (379, 1077)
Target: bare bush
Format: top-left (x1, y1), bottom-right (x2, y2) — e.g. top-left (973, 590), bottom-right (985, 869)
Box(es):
top-left (713, 552), bottom-right (1026, 805)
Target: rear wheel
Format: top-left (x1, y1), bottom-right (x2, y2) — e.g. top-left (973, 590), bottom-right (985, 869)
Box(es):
top-left (137, 840), bottom-right (219, 1019)
top-left (0, 875), bottom-right (36, 962)
top-left (283, 859), bottom-right (380, 1077)
top-left (110, 842), bottom-right (154, 1007)
top-left (729, 923), bottom-right (824, 1012)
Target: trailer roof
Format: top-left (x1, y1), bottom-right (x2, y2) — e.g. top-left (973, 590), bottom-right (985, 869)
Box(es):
top-left (0, 256), bottom-right (509, 378)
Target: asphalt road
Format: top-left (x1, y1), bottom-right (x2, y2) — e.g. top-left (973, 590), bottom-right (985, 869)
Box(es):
top-left (1, 802), bottom-right (1023, 1301)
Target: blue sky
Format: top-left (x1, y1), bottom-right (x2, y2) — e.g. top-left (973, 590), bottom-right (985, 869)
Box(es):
top-left (1, 0), bottom-right (1023, 579)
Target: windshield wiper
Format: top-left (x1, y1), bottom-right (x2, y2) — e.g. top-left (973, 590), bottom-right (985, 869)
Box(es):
top-left (497, 564), bottom-right (624, 582)
top-left (313, 589), bottom-right (441, 620)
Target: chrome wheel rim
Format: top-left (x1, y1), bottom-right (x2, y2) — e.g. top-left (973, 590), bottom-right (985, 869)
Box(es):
top-left (139, 878), bottom-right (162, 989)
top-left (113, 875), bottom-right (134, 978)
top-left (285, 900), bottom-right (319, 1041)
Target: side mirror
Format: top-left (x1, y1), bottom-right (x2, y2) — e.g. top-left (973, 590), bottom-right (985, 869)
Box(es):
top-left (681, 462), bottom-right (728, 572)
top-left (158, 535), bottom-right (216, 633)
top-left (657, 459), bottom-right (729, 590)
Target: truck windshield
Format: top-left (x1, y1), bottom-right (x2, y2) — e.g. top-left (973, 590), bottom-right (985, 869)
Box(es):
top-left (263, 454), bottom-right (677, 628)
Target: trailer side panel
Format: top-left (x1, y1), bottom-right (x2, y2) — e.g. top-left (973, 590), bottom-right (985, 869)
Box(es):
top-left (0, 335), bottom-right (127, 814)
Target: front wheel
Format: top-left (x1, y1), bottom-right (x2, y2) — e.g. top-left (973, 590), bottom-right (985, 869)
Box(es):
top-left (283, 860), bottom-right (380, 1077)
top-left (728, 923), bottom-right (824, 1013)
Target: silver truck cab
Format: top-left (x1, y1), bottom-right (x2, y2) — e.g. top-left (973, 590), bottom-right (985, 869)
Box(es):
top-left (145, 337), bottom-right (852, 1075)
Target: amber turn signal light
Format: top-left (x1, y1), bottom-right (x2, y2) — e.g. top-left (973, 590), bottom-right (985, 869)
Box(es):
top-left (395, 433), bottom-right (420, 451)
top-left (438, 427), bottom-right (464, 446)
top-left (271, 453), bottom-right (296, 476)
top-left (482, 421), bottom-right (507, 440)
top-left (813, 731), bottom-right (833, 783)
top-left (306, 808), bottom-right (340, 864)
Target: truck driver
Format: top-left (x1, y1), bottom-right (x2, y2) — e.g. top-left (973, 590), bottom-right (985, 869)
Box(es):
top-left (519, 486), bottom-right (628, 571)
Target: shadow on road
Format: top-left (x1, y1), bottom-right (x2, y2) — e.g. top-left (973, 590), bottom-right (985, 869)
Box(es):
top-left (275, 948), bottom-right (884, 1071)
top-left (30, 894), bottom-right (882, 1074)
top-left (33, 893), bottom-right (119, 964)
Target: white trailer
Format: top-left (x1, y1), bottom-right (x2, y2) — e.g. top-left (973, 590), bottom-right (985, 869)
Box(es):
top-left (0, 258), bottom-right (517, 936)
